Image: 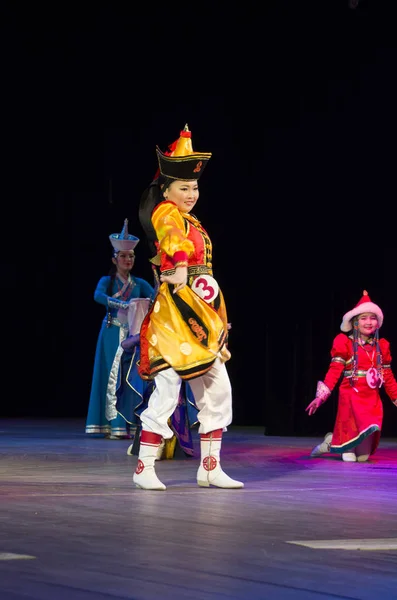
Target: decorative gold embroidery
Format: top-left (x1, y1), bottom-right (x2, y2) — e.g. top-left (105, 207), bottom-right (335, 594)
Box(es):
top-left (188, 317), bottom-right (207, 342)
top-left (162, 265), bottom-right (213, 277)
top-left (331, 357), bottom-right (346, 365)
top-left (343, 369), bottom-right (372, 377)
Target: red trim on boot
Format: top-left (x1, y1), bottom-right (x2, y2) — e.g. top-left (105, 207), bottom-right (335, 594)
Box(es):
top-left (140, 431), bottom-right (163, 446)
top-left (200, 429), bottom-right (222, 441)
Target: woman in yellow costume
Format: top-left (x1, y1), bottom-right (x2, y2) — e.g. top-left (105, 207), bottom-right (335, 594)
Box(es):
top-left (133, 124), bottom-right (244, 491)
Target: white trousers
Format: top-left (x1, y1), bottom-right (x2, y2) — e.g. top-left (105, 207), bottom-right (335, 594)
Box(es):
top-left (140, 358), bottom-right (233, 439)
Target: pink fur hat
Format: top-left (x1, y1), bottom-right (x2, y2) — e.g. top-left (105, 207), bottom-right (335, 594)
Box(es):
top-left (340, 290), bottom-right (384, 332)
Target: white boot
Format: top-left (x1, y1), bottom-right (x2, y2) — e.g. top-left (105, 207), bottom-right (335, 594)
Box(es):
top-left (127, 443), bottom-right (134, 456)
top-left (197, 430), bottom-right (244, 489)
top-left (133, 431), bottom-right (166, 490)
top-left (310, 432), bottom-right (333, 457)
top-left (127, 437), bottom-right (164, 459)
top-left (156, 439), bottom-right (165, 460)
top-left (342, 452), bottom-right (357, 462)
top-left (357, 453), bottom-right (370, 462)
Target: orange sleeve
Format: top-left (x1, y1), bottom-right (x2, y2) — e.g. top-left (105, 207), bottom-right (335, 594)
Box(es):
top-left (152, 201), bottom-right (194, 261)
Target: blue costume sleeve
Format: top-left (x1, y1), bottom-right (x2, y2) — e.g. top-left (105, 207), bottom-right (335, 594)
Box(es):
top-left (134, 277), bottom-right (155, 300)
top-left (93, 276), bottom-right (130, 310)
top-left (93, 276), bottom-right (111, 307)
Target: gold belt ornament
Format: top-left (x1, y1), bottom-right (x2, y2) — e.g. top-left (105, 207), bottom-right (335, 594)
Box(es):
top-left (343, 369), bottom-right (369, 377)
top-left (161, 264), bottom-right (213, 277)
top-left (104, 317), bottom-right (129, 329)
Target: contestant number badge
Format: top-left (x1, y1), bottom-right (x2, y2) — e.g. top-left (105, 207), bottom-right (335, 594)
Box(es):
top-left (192, 275), bottom-right (219, 303)
top-left (366, 367), bottom-right (383, 389)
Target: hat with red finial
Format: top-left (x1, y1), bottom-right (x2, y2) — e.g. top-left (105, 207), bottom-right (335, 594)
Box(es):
top-left (155, 124), bottom-right (212, 181)
top-left (340, 290), bottom-right (384, 332)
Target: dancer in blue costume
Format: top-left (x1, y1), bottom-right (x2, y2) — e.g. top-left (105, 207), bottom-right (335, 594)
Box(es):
top-left (85, 219), bottom-right (154, 439)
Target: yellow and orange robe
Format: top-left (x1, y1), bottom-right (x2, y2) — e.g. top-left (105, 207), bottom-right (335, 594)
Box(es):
top-left (139, 200), bottom-right (229, 381)
top-left (323, 333), bottom-right (397, 455)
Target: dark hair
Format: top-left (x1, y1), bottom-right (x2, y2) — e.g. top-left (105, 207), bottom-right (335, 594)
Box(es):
top-left (138, 176), bottom-right (174, 257)
top-left (106, 266), bottom-right (117, 295)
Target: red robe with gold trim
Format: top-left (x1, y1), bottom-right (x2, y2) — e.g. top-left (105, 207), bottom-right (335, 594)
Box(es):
top-left (323, 333), bottom-right (397, 455)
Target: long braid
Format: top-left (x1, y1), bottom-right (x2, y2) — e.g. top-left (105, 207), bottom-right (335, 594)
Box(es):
top-left (374, 328), bottom-right (383, 383)
top-left (138, 176), bottom-right (174, 258)
top-left (351, 319), bottom-right (359, 386)
top-left (106, 265), bottom-right (117, 328)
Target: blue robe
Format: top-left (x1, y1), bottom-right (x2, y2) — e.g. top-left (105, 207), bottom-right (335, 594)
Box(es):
top-left (85, 273), bottom-right (154, 437)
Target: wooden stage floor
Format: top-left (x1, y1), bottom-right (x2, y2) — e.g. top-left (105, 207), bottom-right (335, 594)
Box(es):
top-left (1, 419), bottom-right (397, 600)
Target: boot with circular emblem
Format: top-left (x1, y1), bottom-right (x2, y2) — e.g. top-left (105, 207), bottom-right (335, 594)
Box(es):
top-left (133, 431), bottom-right (166, 490)
top-left (197, 429), bottom-right (244, 488)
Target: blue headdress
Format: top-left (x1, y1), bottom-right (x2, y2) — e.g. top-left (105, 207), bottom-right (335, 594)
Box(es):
top-left (109, 219), bottom-right (139, 257)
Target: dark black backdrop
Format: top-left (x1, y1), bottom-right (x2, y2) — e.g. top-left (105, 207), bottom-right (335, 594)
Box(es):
top-left (3, 0), bottom-right (397, 437)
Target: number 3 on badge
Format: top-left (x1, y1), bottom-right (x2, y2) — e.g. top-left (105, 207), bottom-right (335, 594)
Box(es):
top-left (366, 367), bottom-right (380, 389)
top-left (192, 275), bottom-right (219, 303)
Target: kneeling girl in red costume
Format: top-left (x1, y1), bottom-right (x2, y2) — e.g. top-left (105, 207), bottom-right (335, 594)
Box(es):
top-left (306, 290), bottom-right (397, 462)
